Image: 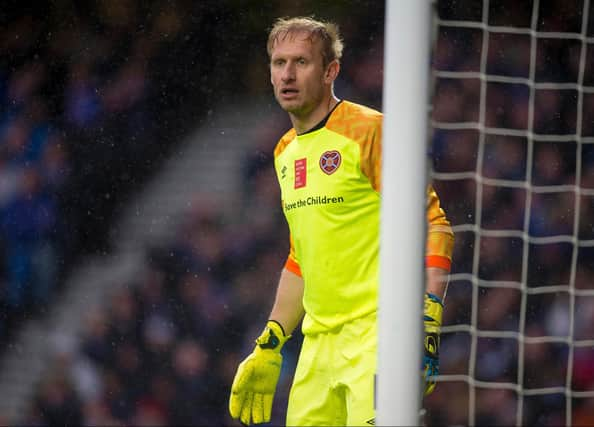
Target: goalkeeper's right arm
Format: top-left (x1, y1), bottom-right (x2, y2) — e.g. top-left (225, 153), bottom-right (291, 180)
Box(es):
top-left (229, 268), bottom-right (305, 425)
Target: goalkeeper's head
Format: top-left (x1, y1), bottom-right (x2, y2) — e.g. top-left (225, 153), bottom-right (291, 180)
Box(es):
top-left (267, 16), bottom-right (343, 121)
top-left (267, 16), bottom-right (344, 69)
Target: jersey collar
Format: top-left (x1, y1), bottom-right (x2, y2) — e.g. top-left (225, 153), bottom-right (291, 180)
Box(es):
top-left (297, 100), bottom-right (343, 136)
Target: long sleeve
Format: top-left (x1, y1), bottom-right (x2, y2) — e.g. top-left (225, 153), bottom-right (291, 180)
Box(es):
top-left (426, 184), bottom-right (454, 271)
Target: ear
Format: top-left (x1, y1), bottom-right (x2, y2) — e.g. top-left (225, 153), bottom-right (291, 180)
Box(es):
top-left (324, 60), bottom-right (340, 84)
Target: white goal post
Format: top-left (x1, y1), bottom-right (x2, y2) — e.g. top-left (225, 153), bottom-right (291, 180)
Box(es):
top-left (378, 0), bottom-right (431, 425)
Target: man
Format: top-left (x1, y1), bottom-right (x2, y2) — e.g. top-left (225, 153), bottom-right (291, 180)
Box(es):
top-left (229, 16), bottom-right (454, 426)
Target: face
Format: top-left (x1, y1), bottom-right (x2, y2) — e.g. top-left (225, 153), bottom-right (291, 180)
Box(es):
top-left (269, 31), bottom-right (335, 118)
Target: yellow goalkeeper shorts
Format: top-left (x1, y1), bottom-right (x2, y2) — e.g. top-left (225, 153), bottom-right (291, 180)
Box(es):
top-left (286, 312), bottom-right (376, 426)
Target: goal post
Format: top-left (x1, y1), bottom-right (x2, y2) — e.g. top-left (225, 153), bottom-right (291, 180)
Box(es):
top-left (377, 1), bottom-right (431, 425)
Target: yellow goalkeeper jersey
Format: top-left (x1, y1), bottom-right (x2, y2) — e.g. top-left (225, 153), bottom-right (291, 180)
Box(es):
top-left (274, 100), bottom-right (454, 334)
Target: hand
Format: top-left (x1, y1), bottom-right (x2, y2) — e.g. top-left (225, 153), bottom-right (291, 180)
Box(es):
top-left (229, 321), bottom-right (289, 425)
top-left (423, 293), bottom-right (443, 395)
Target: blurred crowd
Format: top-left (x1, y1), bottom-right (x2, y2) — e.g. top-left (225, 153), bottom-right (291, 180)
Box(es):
top-left (3, 0), bottom-right (594, 425)
top-left (0, 0), bottom-right (227, 341)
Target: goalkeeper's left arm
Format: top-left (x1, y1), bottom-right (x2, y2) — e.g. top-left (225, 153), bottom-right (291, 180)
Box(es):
top-left (424, 186), bottom-right (454, 395)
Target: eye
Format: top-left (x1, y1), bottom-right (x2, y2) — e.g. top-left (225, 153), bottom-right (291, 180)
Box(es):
top-left (273, 59), bottom-right (285, 66)
top-left (297, 58), bottom-right (307, 65)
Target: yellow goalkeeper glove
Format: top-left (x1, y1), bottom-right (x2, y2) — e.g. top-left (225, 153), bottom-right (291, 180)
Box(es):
top-left (423, 292), bottom-right (443, 395)
top-left (229, 320), bottom-right (290, 425)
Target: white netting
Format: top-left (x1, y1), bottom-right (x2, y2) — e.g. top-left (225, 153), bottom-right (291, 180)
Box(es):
top-left (427, 0), bottom-right (594, 425)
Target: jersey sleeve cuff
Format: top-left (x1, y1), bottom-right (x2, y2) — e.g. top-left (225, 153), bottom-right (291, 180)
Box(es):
top-left (284, 256), bottom-right (302, 277)
top-left (426, 255), bottom-right (451, 272)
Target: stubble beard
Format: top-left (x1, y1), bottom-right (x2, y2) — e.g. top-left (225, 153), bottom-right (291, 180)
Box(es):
top-left (276, 91), bottom-right (324, 120)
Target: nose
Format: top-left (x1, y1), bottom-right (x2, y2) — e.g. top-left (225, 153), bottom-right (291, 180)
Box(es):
top-left (281, 63), bottom-right (296, 83)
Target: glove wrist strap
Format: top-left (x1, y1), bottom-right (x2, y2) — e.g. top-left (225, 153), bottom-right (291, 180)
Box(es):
top-left (255, 320), bottom-right (290, 352)
top-left (424, 293), bottom-right (444, 333)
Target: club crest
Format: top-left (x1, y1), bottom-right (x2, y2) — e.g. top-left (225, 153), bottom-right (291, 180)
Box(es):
top-left (319, 150), bottom-right (342, 175)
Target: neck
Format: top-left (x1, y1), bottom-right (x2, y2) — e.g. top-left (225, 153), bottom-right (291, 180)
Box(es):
top-left (290, 94), bottom-right (339, 134)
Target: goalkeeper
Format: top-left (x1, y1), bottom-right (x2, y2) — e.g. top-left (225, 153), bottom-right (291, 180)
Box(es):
top-left (229, 16), bottom-right (454, 426)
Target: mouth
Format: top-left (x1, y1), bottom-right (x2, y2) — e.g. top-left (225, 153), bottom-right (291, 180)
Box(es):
top-left (280, 88), bottom-right (299, 98)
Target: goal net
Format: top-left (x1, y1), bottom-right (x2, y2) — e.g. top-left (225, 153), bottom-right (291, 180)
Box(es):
top-left (426, 0), bottom-right (594, 425)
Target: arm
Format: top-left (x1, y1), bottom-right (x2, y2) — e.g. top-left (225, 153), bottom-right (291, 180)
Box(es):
top-left (426, 266), bottom-right (449, 300)
top-left (269, 268), bottom-right (305, 335)
top-left (424, 186), bottom-right (454, 395)
top-left (229, 267), bottom-right (305, 425)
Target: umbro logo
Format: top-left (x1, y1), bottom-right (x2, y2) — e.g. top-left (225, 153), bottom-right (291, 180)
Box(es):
top-left (281, 165), bottom-right (287, 179)
top-left (366, 418), bottom-right (375, 425)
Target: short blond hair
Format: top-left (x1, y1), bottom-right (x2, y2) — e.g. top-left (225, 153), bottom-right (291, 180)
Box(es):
top-left (267, 16), bottom-right (344, 67)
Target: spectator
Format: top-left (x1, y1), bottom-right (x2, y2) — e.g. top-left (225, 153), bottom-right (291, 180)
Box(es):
top-left (0, 166), bottom-right (57, 312)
